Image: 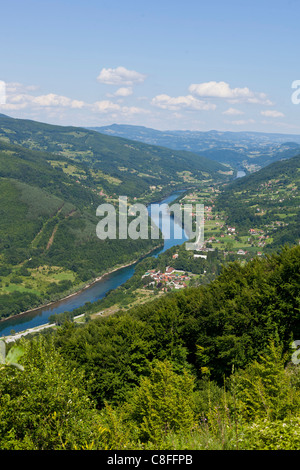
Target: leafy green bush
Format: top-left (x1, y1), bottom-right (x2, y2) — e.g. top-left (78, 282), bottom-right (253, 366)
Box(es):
top-left (125, 360), bottom-right (196, 445)
top-left (230, 341), bottom-right (300, 421)
top-left (240, 418), bottom-right (300, 450)
top-left (0, 337), bottom-right (102, 450)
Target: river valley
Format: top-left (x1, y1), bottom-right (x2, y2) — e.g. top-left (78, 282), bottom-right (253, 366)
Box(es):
top-left (0, 191), bottom-right (189, 337)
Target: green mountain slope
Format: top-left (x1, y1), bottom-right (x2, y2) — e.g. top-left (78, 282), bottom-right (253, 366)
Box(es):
top-left (0, 140), bottom-right (160, 319)
top-left (215, 154), bottom-right (300, 249)
top-left (0, 115), bottom-right (231, 318)
top-left (0, 245), bottom-right (299, 450)
top-left (0, 115), bottom-right (228, 201)
top-left (54, 243), bottom-right (300, 405)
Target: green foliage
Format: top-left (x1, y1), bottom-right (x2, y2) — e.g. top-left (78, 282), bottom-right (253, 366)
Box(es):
top-left (1, 115), bottom-right (300, 450)
top-left (0, 244), bottom-right (299, 450)
top-left (230, 341), bottom-right (300, 421)
top-left (125, 360), bottom-right (196, 445)
top-left (0, 336), bottom-right (101, 450)
top-left (240, 417), bottom-right (300, 450)
top-left (53, 245), bottom-right (300, 410)
top-left (0, 291), bottom-right (41, 319)
top-left (0, 340), bottom-right (25, 371)
top-left (97, 403), bottom-right (135, 450)
top-left (54, 315), bottom-right (153, 405)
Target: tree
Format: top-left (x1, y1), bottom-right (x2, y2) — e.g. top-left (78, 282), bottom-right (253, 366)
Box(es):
top-left (126, 360), bottom-right (196, 444)
top-left (0, 336), bottom-right (101, 449)
top-left (230, 340), bottom-right (300, 421)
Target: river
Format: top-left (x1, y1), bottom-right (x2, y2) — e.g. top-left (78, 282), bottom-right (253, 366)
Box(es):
top-left (0, 191), bottom-right (189, 337)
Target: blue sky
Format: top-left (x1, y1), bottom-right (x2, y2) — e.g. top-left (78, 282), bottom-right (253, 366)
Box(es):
top-left (1, 0), bottom-right (300, 133)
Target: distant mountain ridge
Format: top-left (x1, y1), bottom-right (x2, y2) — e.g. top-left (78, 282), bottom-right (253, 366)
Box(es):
top-left (89, 123), bottom-right (300, 169)
top-left (90, 123), bottom-right (300, 144)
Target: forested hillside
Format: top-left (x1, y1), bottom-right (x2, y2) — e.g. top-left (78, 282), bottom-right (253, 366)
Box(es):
top-left (0, 140), bottom-right (160, 318)
top-left (0, 115), bottom-right (231, 319)
top-left (0, 244), bottom-right (299, 450)
top-left (0, 114), bottom-right (227, 200)
top-left (215, 154), bottom-right (300, 250)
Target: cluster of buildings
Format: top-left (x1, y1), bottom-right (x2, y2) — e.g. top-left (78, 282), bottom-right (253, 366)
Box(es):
top-left (142, 266), bottom-right (191, 291)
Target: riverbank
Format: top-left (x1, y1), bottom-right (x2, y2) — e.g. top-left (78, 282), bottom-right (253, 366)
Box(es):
top-left (2, 313), bottom-right (88, 343)
top-left (0, 190), bottom-right (186, 336)
top-left (0, 242), bottom-right (163, 326)
top-left (1, 190), bottom-right (189, 327)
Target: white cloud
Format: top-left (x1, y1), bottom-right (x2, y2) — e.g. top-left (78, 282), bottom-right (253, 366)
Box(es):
top-left (189, 81), bottom-right (273, 105)
top-left (93, 100), bottom-right (121, 112)
top-left (0, 80), bottom-right (150, 119)
top-left (121, 106), bottom-right (149, 115)
top-left (97, 66), bottom-right (146, 86)
top-left (0, 87), bottom-right (86, 111)
top-left (260, 120), bottom-right (300, 131)
top-left (70, 100), bottom-right (86, 109)
top-left (0, 91), bottom-right (33, 110)
top-left (189, 81), bottom-right (250, 99)
top-left (260, 109), bottom-right (285, 118)
top-left (0, 82), bottom-right (37, 109)
top-left (222, 107), bottom-right (244, 115)
top-left (0, 102), bottom-right (28, 111)
top-left (92, 101), bottom-right (149, 116)
top-left (247, 96), bottom-right (273, 106)
top-left (32, 93), bottom-right (85, 109)
top-left (9, 93), bottom-right (32, 104)
top-left (151, 94), bottom-right (216, 111)
top-left (6, 82), bottom-right (39, 93)
top-left (114, 87), bottom-right (133, 97)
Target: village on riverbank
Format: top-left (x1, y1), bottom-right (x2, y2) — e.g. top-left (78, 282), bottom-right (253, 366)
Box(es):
top-left (142, 266), bottom-right (192, 291)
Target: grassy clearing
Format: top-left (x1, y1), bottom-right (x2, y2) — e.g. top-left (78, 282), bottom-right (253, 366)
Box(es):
top-left (90, 169), bottom-right (122, 185)
top-left (0, 265), bottom-right (76, 297)
top-left (48, 160), bottom-right (87, 179)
